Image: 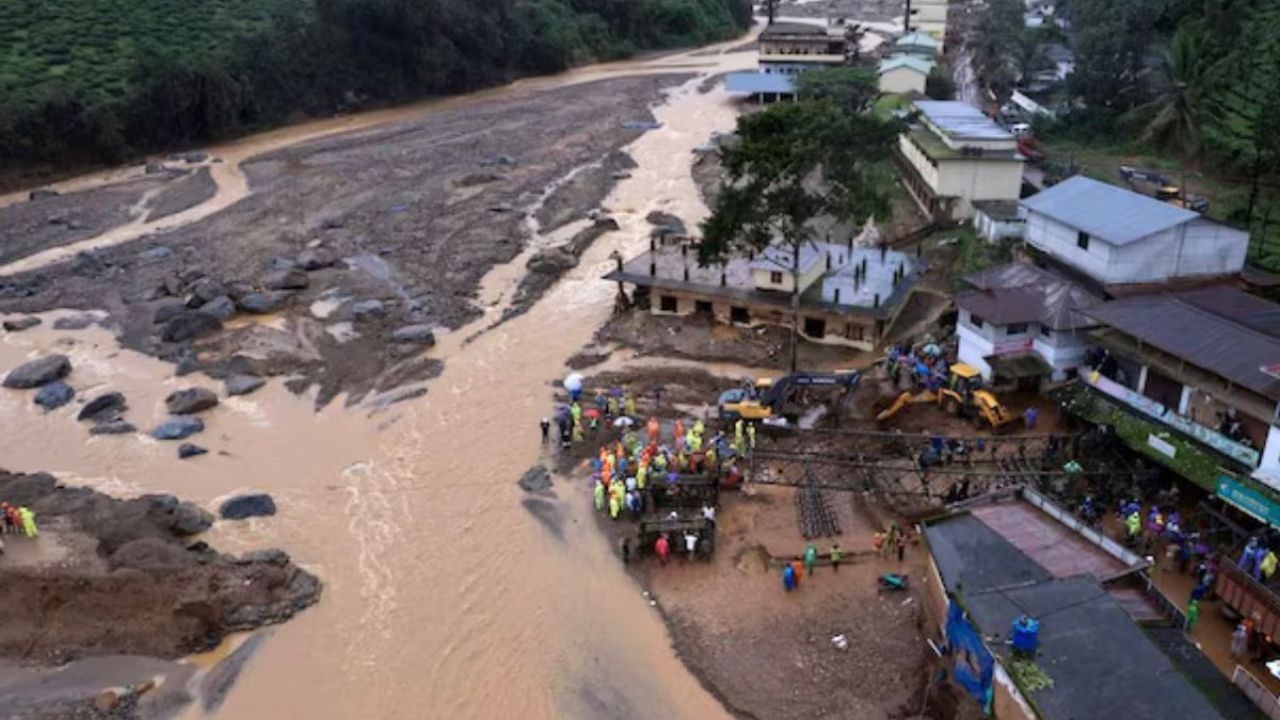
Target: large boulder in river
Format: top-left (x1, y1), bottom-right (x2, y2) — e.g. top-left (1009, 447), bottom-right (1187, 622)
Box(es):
top-left (3, 316), bottom-right (41, 332)
top-left (78, 392), bottom-right (127, 422)
top-left (90, 420), bottom-right (136, 435)
top-left (527, 248), bottom-right (578, 275)
top-left (34, 381), bottom-right (74, 411)
top-left (153, 302), bottom-right (187, 325)
top-left (351, 299), bottom-right (386, 321)
top-left (391, 325), bottom-right (436, 345)
top-left (225, 374), bottom-right (265, 397)
top-left (152, 416), bottom-right (205, 440)
top-left (3, 354), bottom-right (71, 389)
top-left (187, 278), bottom-right (228, 307)
top-left (165, 388), bottom-right (219, 415)
top-left (178, 443), bottom-right (208, 459)
top-left (161, 310), bottom-right (222, 343)
top-left (237, 291), bottom-right (291, 314)
top-left (264, 268), bottom-right (309, 291)
top-left (220, 493), bottom-right (277, 520)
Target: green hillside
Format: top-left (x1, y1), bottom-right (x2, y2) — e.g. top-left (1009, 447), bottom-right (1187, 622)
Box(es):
top-left (0, 0), bottom-right (750, 179)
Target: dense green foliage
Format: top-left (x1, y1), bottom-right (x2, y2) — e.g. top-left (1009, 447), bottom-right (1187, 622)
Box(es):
top-left (794, 67), bottom-right (879, 114)
top-left (0, 0), bottom-right (750, 174)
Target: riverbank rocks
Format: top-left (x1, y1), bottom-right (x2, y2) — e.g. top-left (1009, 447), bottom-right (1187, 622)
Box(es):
top-left (29, 188), bottom-right (60, 201)
top-left (165, 388), bottom-right (219, 415)
top-left (528, 248), bottom-right (578, 275)
top-left (34, 382), bottom-right (74, 411)
top-left (154, 302), bottom-right (187, 325)
top-left (264, 268), bottom-right (309, 291)
top-left (152, 416), bottom-right (205, 441)
top-left (4, 354), bottom-right (71, 389)
top-left (237, 291), bottom-right (291, 314)
top-left (225, 374), bottom-right (265, 397)
top-left (219, 494), bottom-right (277, 520)
top-left (178, 443), bottom-right (208, 460)
top-left (52, 313), bottom-right (97, 330)
top-left (296, 249), bottom-right (335, 271)
top-left (3, 316), bottom-right (41, 332)
top-left (391, 325), bottom-right (436, 345)
top-left (90, 420), bottom-right (136, 435)
top-left (78, 392), bottom-right (127, 422)
top-left (187, 279), bottom-right (227, 307)
top-left (200, 296), bottom-right (237, 321)
top-left (161, 310), bottom-right (222, 343)
top-left (351, 299), bottom-right (386, 321)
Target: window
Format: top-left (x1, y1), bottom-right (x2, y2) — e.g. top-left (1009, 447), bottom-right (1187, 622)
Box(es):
top-left (770, 271), bottom-right (784, 284)
top-left (1076, 231), bottom-right (1090, 250)
top-left (1006, 323), bottom-right (1028, 335)
top-left (847, 323), bottom-right (865, 341)
top-left (730, 307), bottom-right (750, 324)
top-left (659, 295), bottom-right (678, 313)
top-left (694, 300), bottom-right (713, 316)
top-left (803, 317), bottom-right (826, 339)
top-left (970, 314), bottom-right (986, 329)
top-left (1039, 325), bottom-right (1052, 338)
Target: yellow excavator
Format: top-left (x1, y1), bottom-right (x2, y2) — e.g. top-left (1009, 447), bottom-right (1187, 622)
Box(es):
top-left (875, 363), bottom-right (1019, 429)
top-left (718, 371), bottom-right (861, 422)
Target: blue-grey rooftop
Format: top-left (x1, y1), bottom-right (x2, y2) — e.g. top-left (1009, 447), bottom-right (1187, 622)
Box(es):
top-left (724, 72), bottom-right (796, 95)
top-left (913, 101), bottom-right (1012, 141)
top-left (1021, 175), bottom-right (1198, 245)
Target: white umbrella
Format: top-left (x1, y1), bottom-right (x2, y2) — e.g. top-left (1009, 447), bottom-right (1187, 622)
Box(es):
top-left (613, 417), bottom-right (635, 428)
top-left (564, 373), bottom-right (584, 392)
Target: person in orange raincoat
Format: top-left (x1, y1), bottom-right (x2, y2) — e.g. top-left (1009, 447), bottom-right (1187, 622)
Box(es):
top-left (647, 417), bottom-right (660, 444)
top-left (674, 420), bottom-right (685, 452)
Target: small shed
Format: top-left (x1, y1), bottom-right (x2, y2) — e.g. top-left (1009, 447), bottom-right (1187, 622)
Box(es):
top-left (877, 55), bottom-right (933, 95)
top-left (971, 200), bottom-right (1025, 242)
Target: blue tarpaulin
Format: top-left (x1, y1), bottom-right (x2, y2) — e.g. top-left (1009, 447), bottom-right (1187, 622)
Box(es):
top-left (946, 601), bottom-right (994, 710)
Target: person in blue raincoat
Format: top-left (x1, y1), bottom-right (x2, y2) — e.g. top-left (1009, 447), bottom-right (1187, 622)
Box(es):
top-left (782, 563), bottom-right (797, 592)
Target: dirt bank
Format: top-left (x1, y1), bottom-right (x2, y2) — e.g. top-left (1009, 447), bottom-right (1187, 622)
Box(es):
top-left (0, 470), bottom-right (320, 664)
top-left (0, 75), bottom-right (688, 406)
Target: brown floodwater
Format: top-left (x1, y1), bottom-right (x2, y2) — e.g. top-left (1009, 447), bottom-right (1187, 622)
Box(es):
top-left (0, 33), bottom-right (760, 720)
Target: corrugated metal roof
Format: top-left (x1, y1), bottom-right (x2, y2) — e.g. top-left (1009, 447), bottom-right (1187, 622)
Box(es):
top-left (1083, 286), bottom-right (1280, 398)
top-left (724, 72), bottom-right (795, 95)
top-left (913, 100), bottom-right (1011, 140)
top-left (1021, 175), bottom-right (1198, 245)
top-left (878, 55), bottom-right (933, 75)
top-left (760, 21), bottom-right (830, 38)
top-left (957, 262), bottom-right (1102, 330)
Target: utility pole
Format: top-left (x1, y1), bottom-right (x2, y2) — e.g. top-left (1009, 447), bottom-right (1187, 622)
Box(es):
top-left (903, 0), bottom-right (912, 32)
top-left (767, 0), bottom-right (775, 25)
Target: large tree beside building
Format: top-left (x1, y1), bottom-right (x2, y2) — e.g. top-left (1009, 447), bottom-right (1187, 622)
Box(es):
top-left (698, 99), bottom-right (900, 371)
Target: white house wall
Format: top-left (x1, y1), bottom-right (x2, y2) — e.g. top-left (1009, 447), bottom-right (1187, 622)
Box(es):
top-left (957, 321), bottom-right (995, 379)
top-left (1026, 212), bottom-right (1114, 281)
top-left (879, 67), bottom-right (928, 95)
top-left (1176, 218), bottom-right (1248, 276)
top-left (935, 159), bottom-right (1024, 219)
top-left (1032, 329), bottom-right (1091, 381)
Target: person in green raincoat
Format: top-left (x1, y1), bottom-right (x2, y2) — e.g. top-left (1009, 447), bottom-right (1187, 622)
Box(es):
top-left (594, 481), bottom-right (605, 512)
top-left (804, 542), bottom-right (817, 576)
top-left (19, 507), bottom-right (37, 538)
top-left (1126, 511), bottom-right (1141, 540)
top-left (636, 463), bottom-right (648, 490)
top-left (1186, 599), bottom-right (1200, 632)
top-left (747, 423), bottom-right (756, 450)
top-left (570, 402), bottom-right (582, 427)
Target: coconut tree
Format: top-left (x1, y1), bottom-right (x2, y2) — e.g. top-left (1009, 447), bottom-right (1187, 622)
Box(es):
top-left (1122, 24), bottom-right (1210, 153)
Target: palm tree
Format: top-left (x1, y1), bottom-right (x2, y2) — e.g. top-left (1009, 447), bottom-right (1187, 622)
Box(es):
top-left (1122, 25), bottom-right (1209, 154)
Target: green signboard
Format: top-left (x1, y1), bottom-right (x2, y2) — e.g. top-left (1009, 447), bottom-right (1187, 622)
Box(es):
top-left (1217, 475), bottom-right (1280, 527)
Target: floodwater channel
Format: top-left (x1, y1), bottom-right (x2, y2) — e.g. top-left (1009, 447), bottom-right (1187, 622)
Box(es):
top-left (0, 32), bottom-right (762, 720)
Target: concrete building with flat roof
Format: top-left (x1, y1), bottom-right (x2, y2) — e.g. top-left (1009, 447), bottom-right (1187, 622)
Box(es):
top-left (896, 101), bottom-right (1025, 221)
top-left (605, 239), bottom-right (923, 350)
top-left (725, 22), bottom-right (849, 102)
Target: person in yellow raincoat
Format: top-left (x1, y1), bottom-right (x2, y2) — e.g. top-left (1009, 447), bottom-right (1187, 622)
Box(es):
top-left (594, 481), bottom-right (606, 511)
top-left (625, 395), bottom-right (636, 417)
top-left (747, 423), bottom-right (756, 450)
top-left (19, 507), bottom-right (37, 538)
top-left (636, 461), bottom-right (648, 490)
top-left (608, 491), bottom-right (621, 519)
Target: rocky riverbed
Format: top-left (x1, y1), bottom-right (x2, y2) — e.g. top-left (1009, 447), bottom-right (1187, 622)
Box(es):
top-left (0, 75), bottom-right (689, 407)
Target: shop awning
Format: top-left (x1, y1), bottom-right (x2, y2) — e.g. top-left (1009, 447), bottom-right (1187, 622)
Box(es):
top-left (985, 352), bottom-right (1052, 379)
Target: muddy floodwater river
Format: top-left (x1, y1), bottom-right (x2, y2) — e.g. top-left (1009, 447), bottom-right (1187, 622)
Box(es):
top-left (0, 32), bottom-right (761, 720)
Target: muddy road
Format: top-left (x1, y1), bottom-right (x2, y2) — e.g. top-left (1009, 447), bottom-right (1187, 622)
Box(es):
top-left (0, 33), bottom-right (759, 720)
